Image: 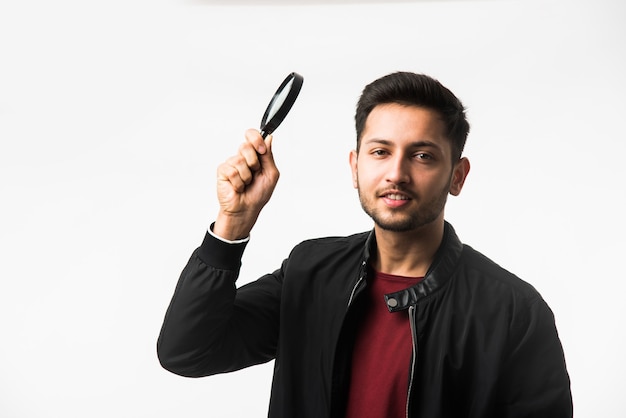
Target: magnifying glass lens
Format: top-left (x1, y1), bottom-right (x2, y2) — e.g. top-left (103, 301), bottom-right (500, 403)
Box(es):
top-left (260, 73), bottom-right (303, 138)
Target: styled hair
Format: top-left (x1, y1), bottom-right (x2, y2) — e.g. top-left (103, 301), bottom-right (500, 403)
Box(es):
top-left (355, 72), bottom-right (470, 161)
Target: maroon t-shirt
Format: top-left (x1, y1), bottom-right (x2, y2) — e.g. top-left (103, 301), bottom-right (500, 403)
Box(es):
top-left (345, 270), bottom-right (423, 418)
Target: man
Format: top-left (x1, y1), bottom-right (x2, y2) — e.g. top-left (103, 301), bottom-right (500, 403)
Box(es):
top-left (157, 72), bottom-right (572, 417)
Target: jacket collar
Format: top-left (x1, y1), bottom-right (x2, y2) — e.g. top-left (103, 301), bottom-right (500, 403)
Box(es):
top-left (363, 221), bottom-right (464, 312)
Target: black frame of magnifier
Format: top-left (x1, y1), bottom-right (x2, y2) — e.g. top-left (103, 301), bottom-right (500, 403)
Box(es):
top-left (260, 72), bottom-right (304, 138)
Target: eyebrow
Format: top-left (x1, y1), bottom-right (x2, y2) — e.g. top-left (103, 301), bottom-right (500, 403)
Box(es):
top-left (363, 138), bottom-right (442, 150)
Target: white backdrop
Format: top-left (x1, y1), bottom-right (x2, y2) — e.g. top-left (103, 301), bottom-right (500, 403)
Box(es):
top-left (1, 0), bottom-right (625, 416)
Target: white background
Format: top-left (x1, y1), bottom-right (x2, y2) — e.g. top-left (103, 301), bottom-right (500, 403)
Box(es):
top-left (1, 0), bottom-right (625, 416)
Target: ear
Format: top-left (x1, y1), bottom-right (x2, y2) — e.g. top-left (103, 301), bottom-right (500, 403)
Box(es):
top-left (449, 157), bottom-right (470, 196)
top-left (349, 150), bottom-right (358, 189)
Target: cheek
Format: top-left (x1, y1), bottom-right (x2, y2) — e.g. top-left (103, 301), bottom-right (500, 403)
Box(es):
top-left (420, 171), bottom-right (452, 193)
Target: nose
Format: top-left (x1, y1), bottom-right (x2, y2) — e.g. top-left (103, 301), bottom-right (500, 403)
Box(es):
top-left (386, 154), bottom-right (410, 184)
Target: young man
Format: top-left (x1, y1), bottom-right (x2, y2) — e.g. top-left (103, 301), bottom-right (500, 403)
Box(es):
top-left (158, 72), bottom-right (573, 417)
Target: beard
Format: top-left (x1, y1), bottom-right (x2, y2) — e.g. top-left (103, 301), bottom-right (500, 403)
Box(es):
top-left (357, 180), bottom-right (451, 232)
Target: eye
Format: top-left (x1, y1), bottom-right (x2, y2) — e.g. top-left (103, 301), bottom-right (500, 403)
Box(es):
top-left (414, 152), bottom-right (433, 161)
top-left (371, 149), bottom-right (389, 157)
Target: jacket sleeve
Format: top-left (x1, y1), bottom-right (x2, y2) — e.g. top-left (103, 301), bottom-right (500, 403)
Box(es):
top-left (497, 296), bottom-right (573, 417)
top-left (157, 231), bottom-right (283, 377)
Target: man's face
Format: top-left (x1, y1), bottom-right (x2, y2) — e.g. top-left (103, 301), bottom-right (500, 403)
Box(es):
top-left (350, 103), bottom-right (469, 233)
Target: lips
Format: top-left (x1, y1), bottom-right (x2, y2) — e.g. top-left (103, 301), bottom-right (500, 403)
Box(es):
top-left (383, 193), bottom-right (409, 201)
top-left (380, 190), bottom-right (412, 208)
top-left (379, 189), bottom-right (412, 200)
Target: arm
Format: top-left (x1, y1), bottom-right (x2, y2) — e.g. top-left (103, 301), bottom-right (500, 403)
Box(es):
top-left (157, 129), bottom-right (282, 377)
top-left (497, 297), bottom-right (573, 417)
top-left (157, 230), bottom-right (283, 377)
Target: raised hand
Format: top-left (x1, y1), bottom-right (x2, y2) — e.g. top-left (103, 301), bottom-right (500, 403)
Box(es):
top-left (214, 129), bottom-right (280, 240)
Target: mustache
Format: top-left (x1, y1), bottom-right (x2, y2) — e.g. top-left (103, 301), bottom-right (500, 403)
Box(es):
top-left (376, 186), bottom-right (417, 199)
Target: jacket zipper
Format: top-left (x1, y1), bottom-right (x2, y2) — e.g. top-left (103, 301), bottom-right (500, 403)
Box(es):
top-left (406, 305), bottom-right (417, 418)
top-left (347, 261), bottom-right (367, 307)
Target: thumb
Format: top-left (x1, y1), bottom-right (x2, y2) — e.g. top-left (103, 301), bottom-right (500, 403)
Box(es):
top-left (260, 134), bottom-right (276, 167)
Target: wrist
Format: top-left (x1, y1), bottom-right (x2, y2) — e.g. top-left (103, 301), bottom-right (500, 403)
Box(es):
top-left (214, 211), bottom-right (258, 241)
top-left (208, 222), bottom-right (250, 244)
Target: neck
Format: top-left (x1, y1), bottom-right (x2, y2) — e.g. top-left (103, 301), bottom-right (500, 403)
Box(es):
top-left (371, 218), bottom-right (445, 278)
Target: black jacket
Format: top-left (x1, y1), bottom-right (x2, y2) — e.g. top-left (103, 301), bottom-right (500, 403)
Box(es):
top-left (158, 222), bottom-right (572, 417)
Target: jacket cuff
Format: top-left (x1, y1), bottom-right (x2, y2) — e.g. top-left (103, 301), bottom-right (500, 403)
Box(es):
top-left (197, 229), bottom-right (248, 271)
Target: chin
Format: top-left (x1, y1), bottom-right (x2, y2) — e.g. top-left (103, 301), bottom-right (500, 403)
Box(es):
top-left (372, 209), bottom-right (443, 233)
top-left (373, 215), bottom-right (420, 232)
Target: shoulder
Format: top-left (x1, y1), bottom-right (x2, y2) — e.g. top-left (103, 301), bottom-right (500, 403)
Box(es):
top-left (457, 244), bottom-right (543, 304)
top-left (285, 231), bottom-right (370, 267)
top-left (449, 245), bottom-right (559, 335)
top-left (291, 231), bottom-right (370, 254)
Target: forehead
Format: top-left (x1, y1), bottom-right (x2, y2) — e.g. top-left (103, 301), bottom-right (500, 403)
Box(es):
top-left (361, 103), bottom-right (450, 150)
top-left (363, 103), bottom-right (445, 138)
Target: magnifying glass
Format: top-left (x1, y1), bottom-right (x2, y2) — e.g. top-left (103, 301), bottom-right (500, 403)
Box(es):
top-left (260, 72), bottom-right (304, 138)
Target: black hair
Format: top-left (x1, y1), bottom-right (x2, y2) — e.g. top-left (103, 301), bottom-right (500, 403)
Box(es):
top-left (355, 72), bottom-right (470, 161)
